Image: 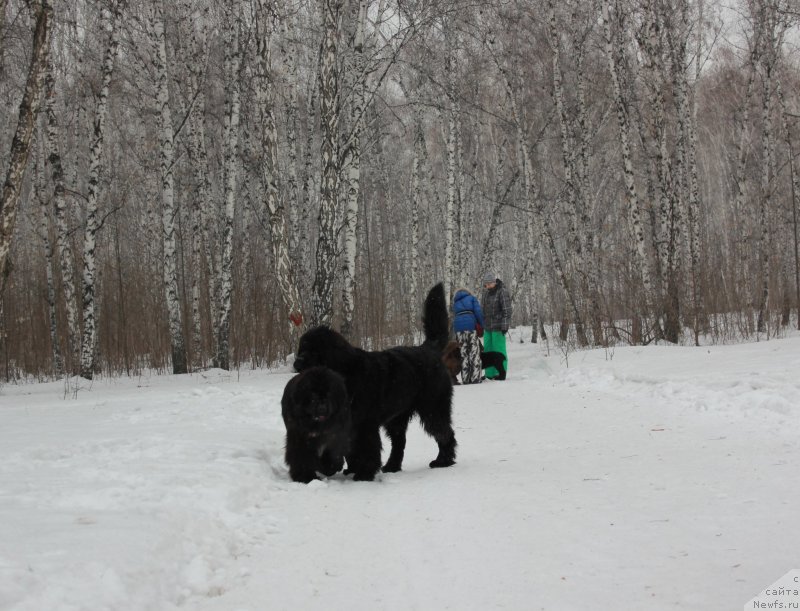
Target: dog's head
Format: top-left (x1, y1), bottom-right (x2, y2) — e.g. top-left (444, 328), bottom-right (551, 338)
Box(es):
top-left (282, 366), bottom-right (349, 438)
top-left (294, 326), bottom-right (355, 373)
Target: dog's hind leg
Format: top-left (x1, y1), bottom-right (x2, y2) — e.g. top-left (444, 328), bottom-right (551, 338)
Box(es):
top-left (381, 413), bottom-right (413, 472)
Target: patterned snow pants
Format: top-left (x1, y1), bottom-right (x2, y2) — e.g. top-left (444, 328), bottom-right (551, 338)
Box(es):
top-left (456, 330), bottom-right (482, 384)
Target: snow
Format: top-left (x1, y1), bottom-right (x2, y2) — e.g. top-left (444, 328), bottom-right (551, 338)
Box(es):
top-left (1, 332), bottom-right (799, 611)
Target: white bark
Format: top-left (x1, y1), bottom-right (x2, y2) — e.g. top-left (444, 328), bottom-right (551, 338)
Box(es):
top-left (340, 0), bottom-right (366, 339)
top-left (80, 2), bottom-right (121, 380)
top-left (37, 134), bottom-right (62, 375)
top-left (733, 64), bottom-right (756, 298)
top-left (757, 61), bottom-right (773, 334)
top-left (45, 63), bottom-right (79, 365)
top-left (600, 1), bottom-right (655, 318)
top-left (445, 52), bottom-right (457, 298)
top-left (255, 0), bottom-right (303, 332)
top-left (215, 1), bottom-right (241, 370)
top-left (312, 0), bottom-right (341, 327)
top-left (182, 0), bottom-right (210, 367)
top-left (152, 2), bottom-right (187, 374)
top-left (0, 0), bottom-right (52, 294)
top-left (280, 2), bottom-right (302, 261)
top-left (547, 0), bottom-right (588, 346)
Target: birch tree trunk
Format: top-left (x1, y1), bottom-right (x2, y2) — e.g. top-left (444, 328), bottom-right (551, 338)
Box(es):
top-left (0, 0), bottom-right (6, 77)
top-left (36, 134), bottom-right (62, 375)
top-left (777, 78), bottom-right (800, 331)
top-left (571, 9), bottom-right (604, 345)
top-left (45, 63), bottom-right (80, 367)
top-left (637, 0), bottom-right (677, 340)
top-left (686, 0), bottom-right (706, 343)
top-left (215, 2), bottom-right (241, 370)
top-left (733, 63), bottom-right (756, 309)
top-left (255, 0), bottom-right (303, 333)
top-left (312, 0), bottom-right (341, 327)
top-left (182, 0), bottom-right (210, 367)
top-left (757, 60), bottom-right (773, 335)
top-left (600, 1), bottom-right (655, 337)
top-left (410, 119), bottom-right (422, 312)
top-left (300, 59), bottom-right (319, 291)
top-left (0, 0), bottom-right (52, 295)
top-left (547, 0), bottom-right (588, 347)
top-left (280, 5), bottom-right (302, 263)
top-left (340, 0), bottom-right (366, 339)
top-left (80, 1), bottom-right (122, 380)
top-left (398, 74), bottom-right (426, 311)
top-left (444, 52), bottom-right (457, 298)
top-left (480, 132), bottom-right (509, 283)
top-left (152, 2), bottom-right (187, 374)
top-left (664, 3), bottom-right (690, 344)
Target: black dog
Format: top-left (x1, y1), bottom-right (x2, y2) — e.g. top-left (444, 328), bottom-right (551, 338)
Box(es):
top-left (481, 350), bottom-right (506, 380)
top-left (281, 366), bottom-right (351, 483)
top-left (293, 283), bottom-right (456, 481)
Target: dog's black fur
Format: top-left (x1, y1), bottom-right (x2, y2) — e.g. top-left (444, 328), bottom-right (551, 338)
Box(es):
top-left (281, 366), bottom-right (351, 483)
top-left (481, 351), bottom-right (506, 380)
top-left (293, 283), bottom-right (456, 481)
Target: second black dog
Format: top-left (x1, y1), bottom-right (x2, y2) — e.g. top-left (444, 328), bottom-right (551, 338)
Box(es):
top-left (281, 366), bottom-right (351, 483)
top-left (481, 350), bottom-right (506, 380)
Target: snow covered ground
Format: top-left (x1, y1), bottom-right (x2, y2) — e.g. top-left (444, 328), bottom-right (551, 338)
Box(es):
top-left (1, 330), bottom-right (798, 611)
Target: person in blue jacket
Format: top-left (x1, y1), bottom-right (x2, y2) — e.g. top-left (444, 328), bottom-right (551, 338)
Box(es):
top-left (451, 287), bottom-right (485, 384)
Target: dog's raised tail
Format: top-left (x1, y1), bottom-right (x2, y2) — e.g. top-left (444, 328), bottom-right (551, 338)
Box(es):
top-left (422, 282), bottom-right (449, 351)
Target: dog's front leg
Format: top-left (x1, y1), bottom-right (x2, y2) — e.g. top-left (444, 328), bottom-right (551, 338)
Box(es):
top-left (285, 430), bottom-right (318, 483)
top-left (381, 415), bottom-right (410, 472)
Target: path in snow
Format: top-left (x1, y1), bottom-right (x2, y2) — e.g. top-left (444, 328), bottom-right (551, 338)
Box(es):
top-left (1, 333), bottom-right (798, 610)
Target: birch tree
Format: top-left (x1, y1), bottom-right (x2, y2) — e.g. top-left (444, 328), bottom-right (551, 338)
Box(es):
top-left (45, 62), bottom-right (80, 366)
top-left (340, 0), bottom-right (367, 339)
top-left (752, 0), bottom-right (786, 334)
top-left (0, 0), bottom-right (52, 295)
top-left (180, 0), bottom-right (211, 367)
top-left (152, 1), bottom-right (187, 374)
top-left (777, 78), bottom-right (800, 331)
top-left (80, 0), bottom-right (122, 380)
top-left (312, 0), bottom-right (342, 327)
top-left (36, 134), bottom-right (62, 375)
top-left (600, 0), bottom-right (656, 338)
top-left (254, 0), bottom-right (303, 332)
top-left (214, 1), bottom-right (242, 370)
top-left (546, 0), bottom-right (589, 346)
top-left (279, 2), bottom-right (302, 265)
top-left (444, 50), bottom-right (458, 298)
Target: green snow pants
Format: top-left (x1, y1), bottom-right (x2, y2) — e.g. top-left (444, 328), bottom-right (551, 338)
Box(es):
top-left (482, 330), bottom-right (508, 379)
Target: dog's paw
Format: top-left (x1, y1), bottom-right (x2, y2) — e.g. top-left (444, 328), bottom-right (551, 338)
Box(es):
top-left (352, 471), bottom-right (376, 481)
top-left (429, 458), bottom-right (456, 468)
top-left (381, 462), bottom-right (402, 473)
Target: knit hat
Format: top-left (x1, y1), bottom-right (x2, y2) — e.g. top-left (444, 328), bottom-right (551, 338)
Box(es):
top-left (482, 272), bottom-right (496, 284)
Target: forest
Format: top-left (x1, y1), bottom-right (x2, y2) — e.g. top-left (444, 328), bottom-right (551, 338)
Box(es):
top-left (1, 0), bottom-right (799, 380)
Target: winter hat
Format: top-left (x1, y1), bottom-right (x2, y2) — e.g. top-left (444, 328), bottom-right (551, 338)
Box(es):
top-left (482, 271), bottom-right (496, 285)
